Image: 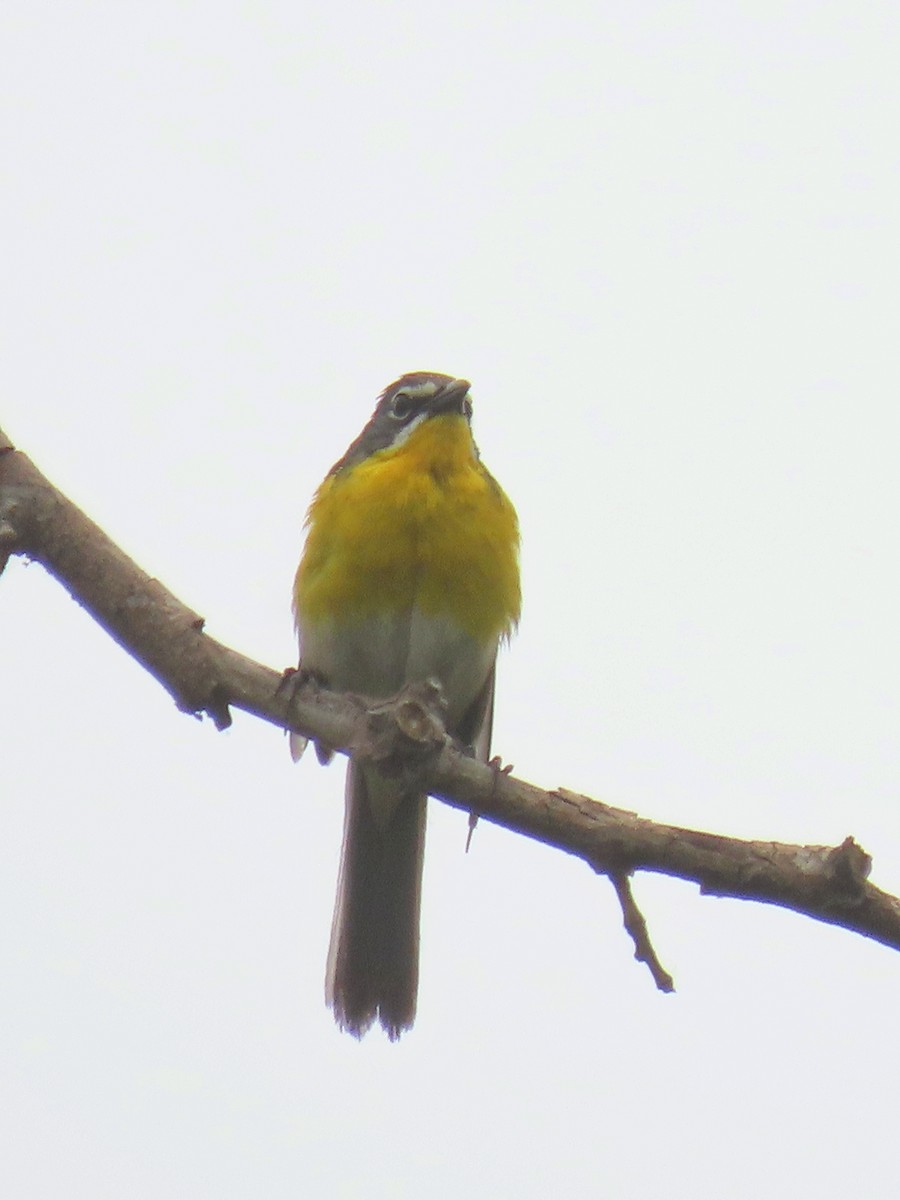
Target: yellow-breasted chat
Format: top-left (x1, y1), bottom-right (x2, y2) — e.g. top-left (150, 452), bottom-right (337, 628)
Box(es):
top-left (292, 372), bottom-right (520, 1039)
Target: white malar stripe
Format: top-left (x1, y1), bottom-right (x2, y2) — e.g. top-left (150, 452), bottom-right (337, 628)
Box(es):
top-left (387, 409), bottom-right (430, 450)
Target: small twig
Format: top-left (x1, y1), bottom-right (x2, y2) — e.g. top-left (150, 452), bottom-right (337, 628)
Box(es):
top-left (464, 812), bottom-right (478, 853)
top-left (609, 871), bottom-right (675, 993)
top-left (465, 756), bottom-right (514, 853)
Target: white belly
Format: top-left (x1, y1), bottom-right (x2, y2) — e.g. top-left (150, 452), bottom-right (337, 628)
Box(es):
top-left (300, 607), bottom-right (497, 732)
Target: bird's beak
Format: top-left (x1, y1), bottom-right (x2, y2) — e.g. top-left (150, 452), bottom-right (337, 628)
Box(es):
top-left (432, 378), bottom-right (472, 416)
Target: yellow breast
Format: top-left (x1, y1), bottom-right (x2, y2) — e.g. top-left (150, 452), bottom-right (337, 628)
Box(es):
top-left (294, 413), bottom-right (520, 642)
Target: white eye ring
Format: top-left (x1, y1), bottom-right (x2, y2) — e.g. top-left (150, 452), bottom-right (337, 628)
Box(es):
top-left (390, 392), bottom-right (415, 420)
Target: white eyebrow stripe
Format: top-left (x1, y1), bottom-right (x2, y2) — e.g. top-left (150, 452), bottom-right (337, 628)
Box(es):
top-left (400, 381), bottom-right (439, 400)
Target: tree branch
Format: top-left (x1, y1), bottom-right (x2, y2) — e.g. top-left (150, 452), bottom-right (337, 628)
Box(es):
top-left (3, 423), bottom-right (900, 983)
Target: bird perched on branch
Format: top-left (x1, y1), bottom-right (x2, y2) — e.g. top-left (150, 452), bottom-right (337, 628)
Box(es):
top-left (293, 372), bottom-right (520, 1039)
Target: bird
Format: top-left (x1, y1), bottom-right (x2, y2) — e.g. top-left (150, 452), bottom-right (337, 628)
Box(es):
top-left (292, 371), bottom-right (520, 1039)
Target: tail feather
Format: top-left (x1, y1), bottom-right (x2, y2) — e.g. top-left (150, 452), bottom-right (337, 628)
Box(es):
top-left (325, 763), bottom-right (427, 1040)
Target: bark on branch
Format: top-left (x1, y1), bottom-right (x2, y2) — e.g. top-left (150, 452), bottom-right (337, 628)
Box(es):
top-left (3, 423), bottom-right (900, 988)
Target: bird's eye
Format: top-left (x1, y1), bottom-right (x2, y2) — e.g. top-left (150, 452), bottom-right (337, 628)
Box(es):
top-left (390, 392), bottom-right (415, 421)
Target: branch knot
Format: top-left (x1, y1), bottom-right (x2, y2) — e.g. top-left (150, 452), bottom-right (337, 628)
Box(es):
top-left (361, 680), bottom-right (449, 783)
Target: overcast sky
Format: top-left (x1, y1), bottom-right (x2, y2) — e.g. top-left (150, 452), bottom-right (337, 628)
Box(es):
top-left (2, 2), bottom-right (899, 1196)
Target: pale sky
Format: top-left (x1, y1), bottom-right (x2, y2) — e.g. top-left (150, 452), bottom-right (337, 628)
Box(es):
top-left (2, 2), bottom-right (899, 1197)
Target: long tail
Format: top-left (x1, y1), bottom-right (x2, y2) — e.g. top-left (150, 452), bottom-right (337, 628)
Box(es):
top-left (325, 763), bottom-right (427, 1040)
